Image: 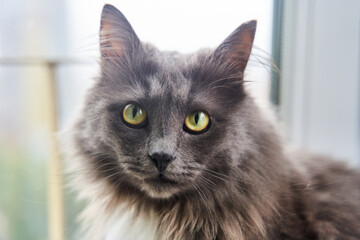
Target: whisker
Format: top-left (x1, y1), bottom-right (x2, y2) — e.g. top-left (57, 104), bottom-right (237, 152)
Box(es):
top-left (192, 183), bottom-right (214, 219)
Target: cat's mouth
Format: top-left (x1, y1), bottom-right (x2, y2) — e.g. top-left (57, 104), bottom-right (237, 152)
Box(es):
top-left (142, 174), bottom-right (180, 198)
top-left (144, 174), bottom-right (178, 185)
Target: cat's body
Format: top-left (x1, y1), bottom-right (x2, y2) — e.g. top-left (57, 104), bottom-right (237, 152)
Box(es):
top-left (65, 5), bottom-right (360, 240)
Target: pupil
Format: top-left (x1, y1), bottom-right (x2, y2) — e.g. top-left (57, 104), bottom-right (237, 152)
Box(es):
top-left (194, 113), bottom-right (199, 124)
top-left (132, 106), bottom-right (138, 118)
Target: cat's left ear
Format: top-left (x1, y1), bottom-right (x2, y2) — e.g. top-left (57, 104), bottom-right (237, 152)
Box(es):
top-left (99, 4), bottom-right (141, 61)
top-left (213, 20), bottom-right (257, 74)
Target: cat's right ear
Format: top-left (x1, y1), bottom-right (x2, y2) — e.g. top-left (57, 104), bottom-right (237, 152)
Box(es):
top-left (100, 4), bottom-right (141, 61)
top-left (213, 20), bottom-right (257, 75)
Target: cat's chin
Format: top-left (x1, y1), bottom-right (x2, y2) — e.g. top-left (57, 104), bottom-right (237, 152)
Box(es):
top-left (142, 174), bottom-right (180, 199)
top-left (145, 189), bottom-right (175, 199)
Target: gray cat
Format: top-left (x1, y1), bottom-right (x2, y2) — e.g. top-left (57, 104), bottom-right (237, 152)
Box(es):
top-left (65, 4), bottom-right (360, 240)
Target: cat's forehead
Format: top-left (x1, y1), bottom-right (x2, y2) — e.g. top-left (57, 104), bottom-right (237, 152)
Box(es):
top-left (136, 46), bottom-right (201, 102)
top-left (100, 46), bottom-right (221, 112)
top-left (147, 53), bottom-right (191, 100)
top-left (147, 73), bottom-right (190, 100)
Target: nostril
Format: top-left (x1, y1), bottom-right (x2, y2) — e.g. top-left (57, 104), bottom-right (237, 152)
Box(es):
top-left (149, 152), bottom-right (175, 172)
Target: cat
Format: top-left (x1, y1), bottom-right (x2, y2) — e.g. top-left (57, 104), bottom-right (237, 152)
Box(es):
top-left (64, 4), bottom-right (360, 240)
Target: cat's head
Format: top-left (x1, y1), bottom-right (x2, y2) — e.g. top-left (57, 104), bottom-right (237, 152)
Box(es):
top-left (77, 5), bottom-right (257, 199)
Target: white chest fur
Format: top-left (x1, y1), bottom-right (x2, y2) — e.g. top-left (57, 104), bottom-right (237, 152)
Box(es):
top-left (105, 207), bottom-right (159, 240)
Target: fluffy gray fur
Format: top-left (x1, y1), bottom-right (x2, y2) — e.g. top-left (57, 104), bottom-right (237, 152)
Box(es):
top-left (65, 4), bottom-right (360, 240)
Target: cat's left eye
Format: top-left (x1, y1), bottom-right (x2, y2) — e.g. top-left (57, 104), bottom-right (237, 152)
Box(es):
top-left (184, 111), bottom-right (210, 134)
top-left (122, 103), bottom-right (147, 127)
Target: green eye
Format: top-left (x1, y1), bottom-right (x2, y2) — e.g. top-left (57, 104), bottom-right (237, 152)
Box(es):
top-left (184, 111), bottom-right (210, 133)
top-left (122, 103), bottom-right (147, 127)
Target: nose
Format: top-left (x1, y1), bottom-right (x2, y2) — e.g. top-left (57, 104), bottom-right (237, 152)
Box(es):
top-left (149, 152), bottom-right (175, 172)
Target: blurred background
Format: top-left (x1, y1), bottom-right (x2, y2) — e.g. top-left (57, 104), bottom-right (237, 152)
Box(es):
top-left (0, 0), bottom-right (359, 239)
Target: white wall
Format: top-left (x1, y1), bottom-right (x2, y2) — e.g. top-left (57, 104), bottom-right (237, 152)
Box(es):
top-left (65, 0), bottom-right (273, 55)
top-left (280, 0), bottom-right (360, 165)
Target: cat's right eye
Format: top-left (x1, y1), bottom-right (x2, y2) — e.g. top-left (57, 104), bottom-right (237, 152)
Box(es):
top-left (122, 103), bottom-right (147, 127)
